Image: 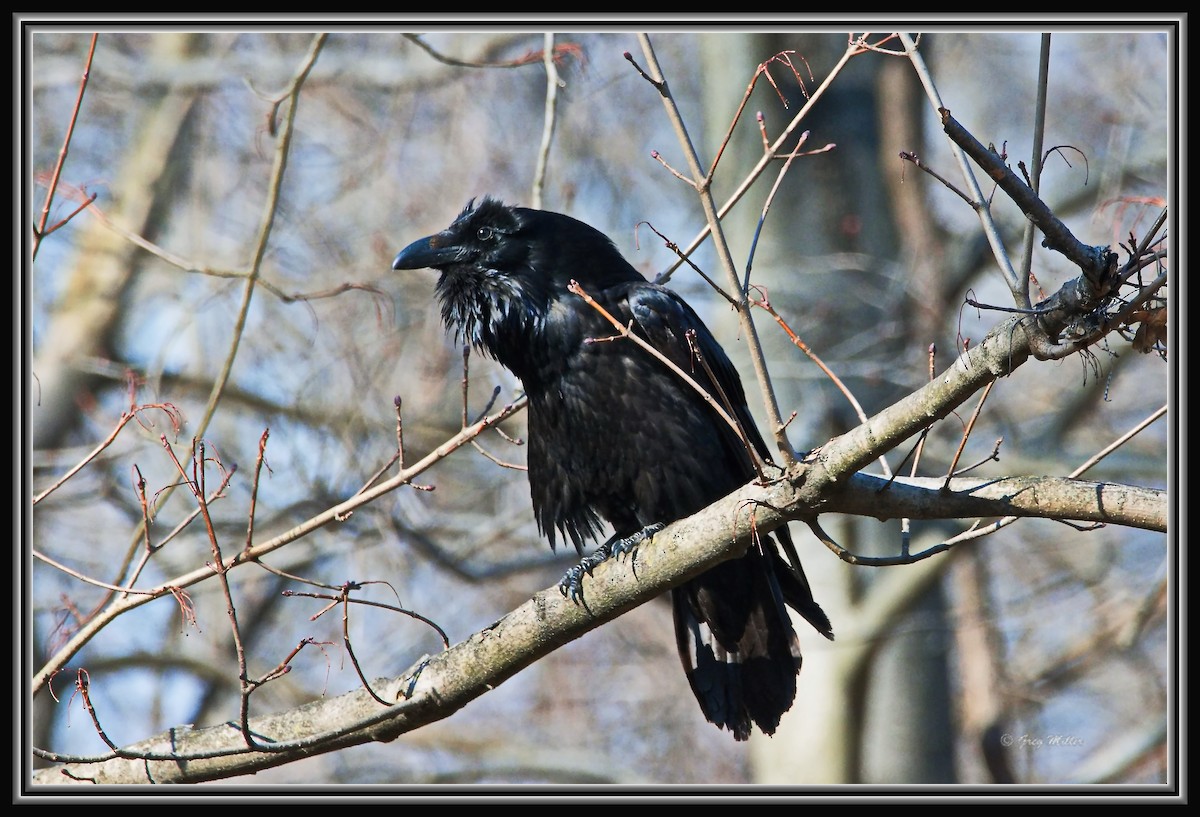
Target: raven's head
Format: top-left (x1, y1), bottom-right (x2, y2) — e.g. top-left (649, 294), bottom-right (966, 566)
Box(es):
top-left (393, 196), bottom-right (641, 366)
top-left (393, 197), bottom-right (543, 359)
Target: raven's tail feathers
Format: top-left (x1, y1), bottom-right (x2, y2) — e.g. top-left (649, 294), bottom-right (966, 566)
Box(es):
top-left (773, 525), bottom-right (835, 641)
top-left (672, 530), bottom-right (831, 741)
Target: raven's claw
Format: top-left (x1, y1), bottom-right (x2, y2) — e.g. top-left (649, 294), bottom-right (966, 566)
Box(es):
top-left (558, 544), bottom-right (611, 603)
top-left (610, 522), bottom-right (664, 561)
top-left (557, 523), bottom-right (665, 604)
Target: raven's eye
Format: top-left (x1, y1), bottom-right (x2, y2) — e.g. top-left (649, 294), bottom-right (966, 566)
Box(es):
top-left (477, 226), bottom-right (495, 241)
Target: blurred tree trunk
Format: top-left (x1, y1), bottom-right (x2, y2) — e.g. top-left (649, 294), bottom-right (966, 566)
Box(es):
top-left (31, 33), bottom-right (206, 450)
top-left (700, 32), bottom-right (957, 784)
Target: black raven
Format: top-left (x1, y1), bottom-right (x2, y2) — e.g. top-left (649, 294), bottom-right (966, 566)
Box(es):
top-left (393, 197), bottom-right (833, 740)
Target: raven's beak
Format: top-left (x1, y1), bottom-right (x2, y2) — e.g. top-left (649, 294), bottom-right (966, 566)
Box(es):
top-left (392, 234), bottom-right (463, 271)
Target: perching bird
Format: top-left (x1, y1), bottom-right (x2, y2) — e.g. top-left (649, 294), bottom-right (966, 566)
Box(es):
top-left (393, 197), bottom-right (833, 740)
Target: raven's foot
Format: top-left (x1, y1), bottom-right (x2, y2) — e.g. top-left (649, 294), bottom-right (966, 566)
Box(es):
top-left (610, 522), bottom-right (665, 560)
top-left (557, 523), bottom-right (665, 604)
top-left (558, 543), bottom-right (612, 604)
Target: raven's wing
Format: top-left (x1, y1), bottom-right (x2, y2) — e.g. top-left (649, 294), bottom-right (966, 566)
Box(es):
top-left (621, 282), bottom-right (833, 637)
top-left (622, 284), bottom-right (764, 461)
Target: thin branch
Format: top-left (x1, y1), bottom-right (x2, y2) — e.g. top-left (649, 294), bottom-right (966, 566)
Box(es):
top-left (687, 329), bottom-right (768, 478)
top-left (32, 400), bottom-right (182, 505)
top-left (31, 551), bottom-right (158, 597)
top-left (1068, 404), bottom-right (1167, 479)
top-left (49, 184), bottom-right (389, 307)
top-left (160, 438), bottom-right (263, 752)
top-left (942, 379), bottom-right (996, 489)
top-left (741, 129), bottom-right (802, 295)
top-left (192, 33), bottom-right (327, 445)
top-left (123, 462), bottom-right (237, 590)
top-left (244, 429), bottom-right (271, 551)
top-left (636, 35), bottom-right (801, 463)
top-left (530, 32), bottom-right (560, 209)
top-left (32, 34), bottom-right (98, 262)
top-left (288, 585), bottom-right (451, 650)
top-left (460, 349), bottom-right (526, 471)
top-left (651, 46), bottom-right (848, 284)
top-left (34, 394), bottom-right (528, 693)
top-left (1016, 34), bottom-right (1053, 309)
top-left (636, 220), bottom-right (737, 306)
top-left (898, 151), bottom-right (975, 206)
top-left (403, 33), bottom-right (581, 70)
top-left (748, 288), bottom-right (894, 477)
top-left (898, 33), bottom-right (1023, 294)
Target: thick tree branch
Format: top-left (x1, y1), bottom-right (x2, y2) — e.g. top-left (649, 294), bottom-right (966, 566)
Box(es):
top-left (833, 473), bottom-right (1165, 533)
top-left (32, 450), bottom-right (1162, 783)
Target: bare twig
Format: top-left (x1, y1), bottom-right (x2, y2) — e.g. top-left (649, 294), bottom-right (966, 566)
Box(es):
top-left (748, 288), bottom-right (894, 477)
top-left (244, 429), bottom-right (271, 551)
top-left (652, 45), bottom-right (848, 285)
top-left (942, 379), bottom-right (996, 489)
top-left (1016, 34), bottom-right (1054, 309)
top-left (32, 34), bottom-right (98, 262)
top-left (30, 551), bottom-right (157, 597)
top-left (898, 33), bottom-right (1023, 294)
top-left (123, 462), bottom-right (237, 590)
top-left (530, 32), bottom-right (561, 208)
top-left (636, 35), bottom-right (802, 464)
top-left (33, 400), bottom-right (182, 505)
top-left (193, 33), bottom-right (328, 445)
top-left (34, 393), bottom-right (529, 693)
top-left (898, 151), bottom-right (975, 206)
top-left (403, 33), bottom-right (582, 70)
top-left (636, 220), bottom-right (737, 306)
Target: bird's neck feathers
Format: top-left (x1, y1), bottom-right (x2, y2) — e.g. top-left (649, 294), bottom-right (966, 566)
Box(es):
top-left (435, 264), bottom-right (552, 372)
